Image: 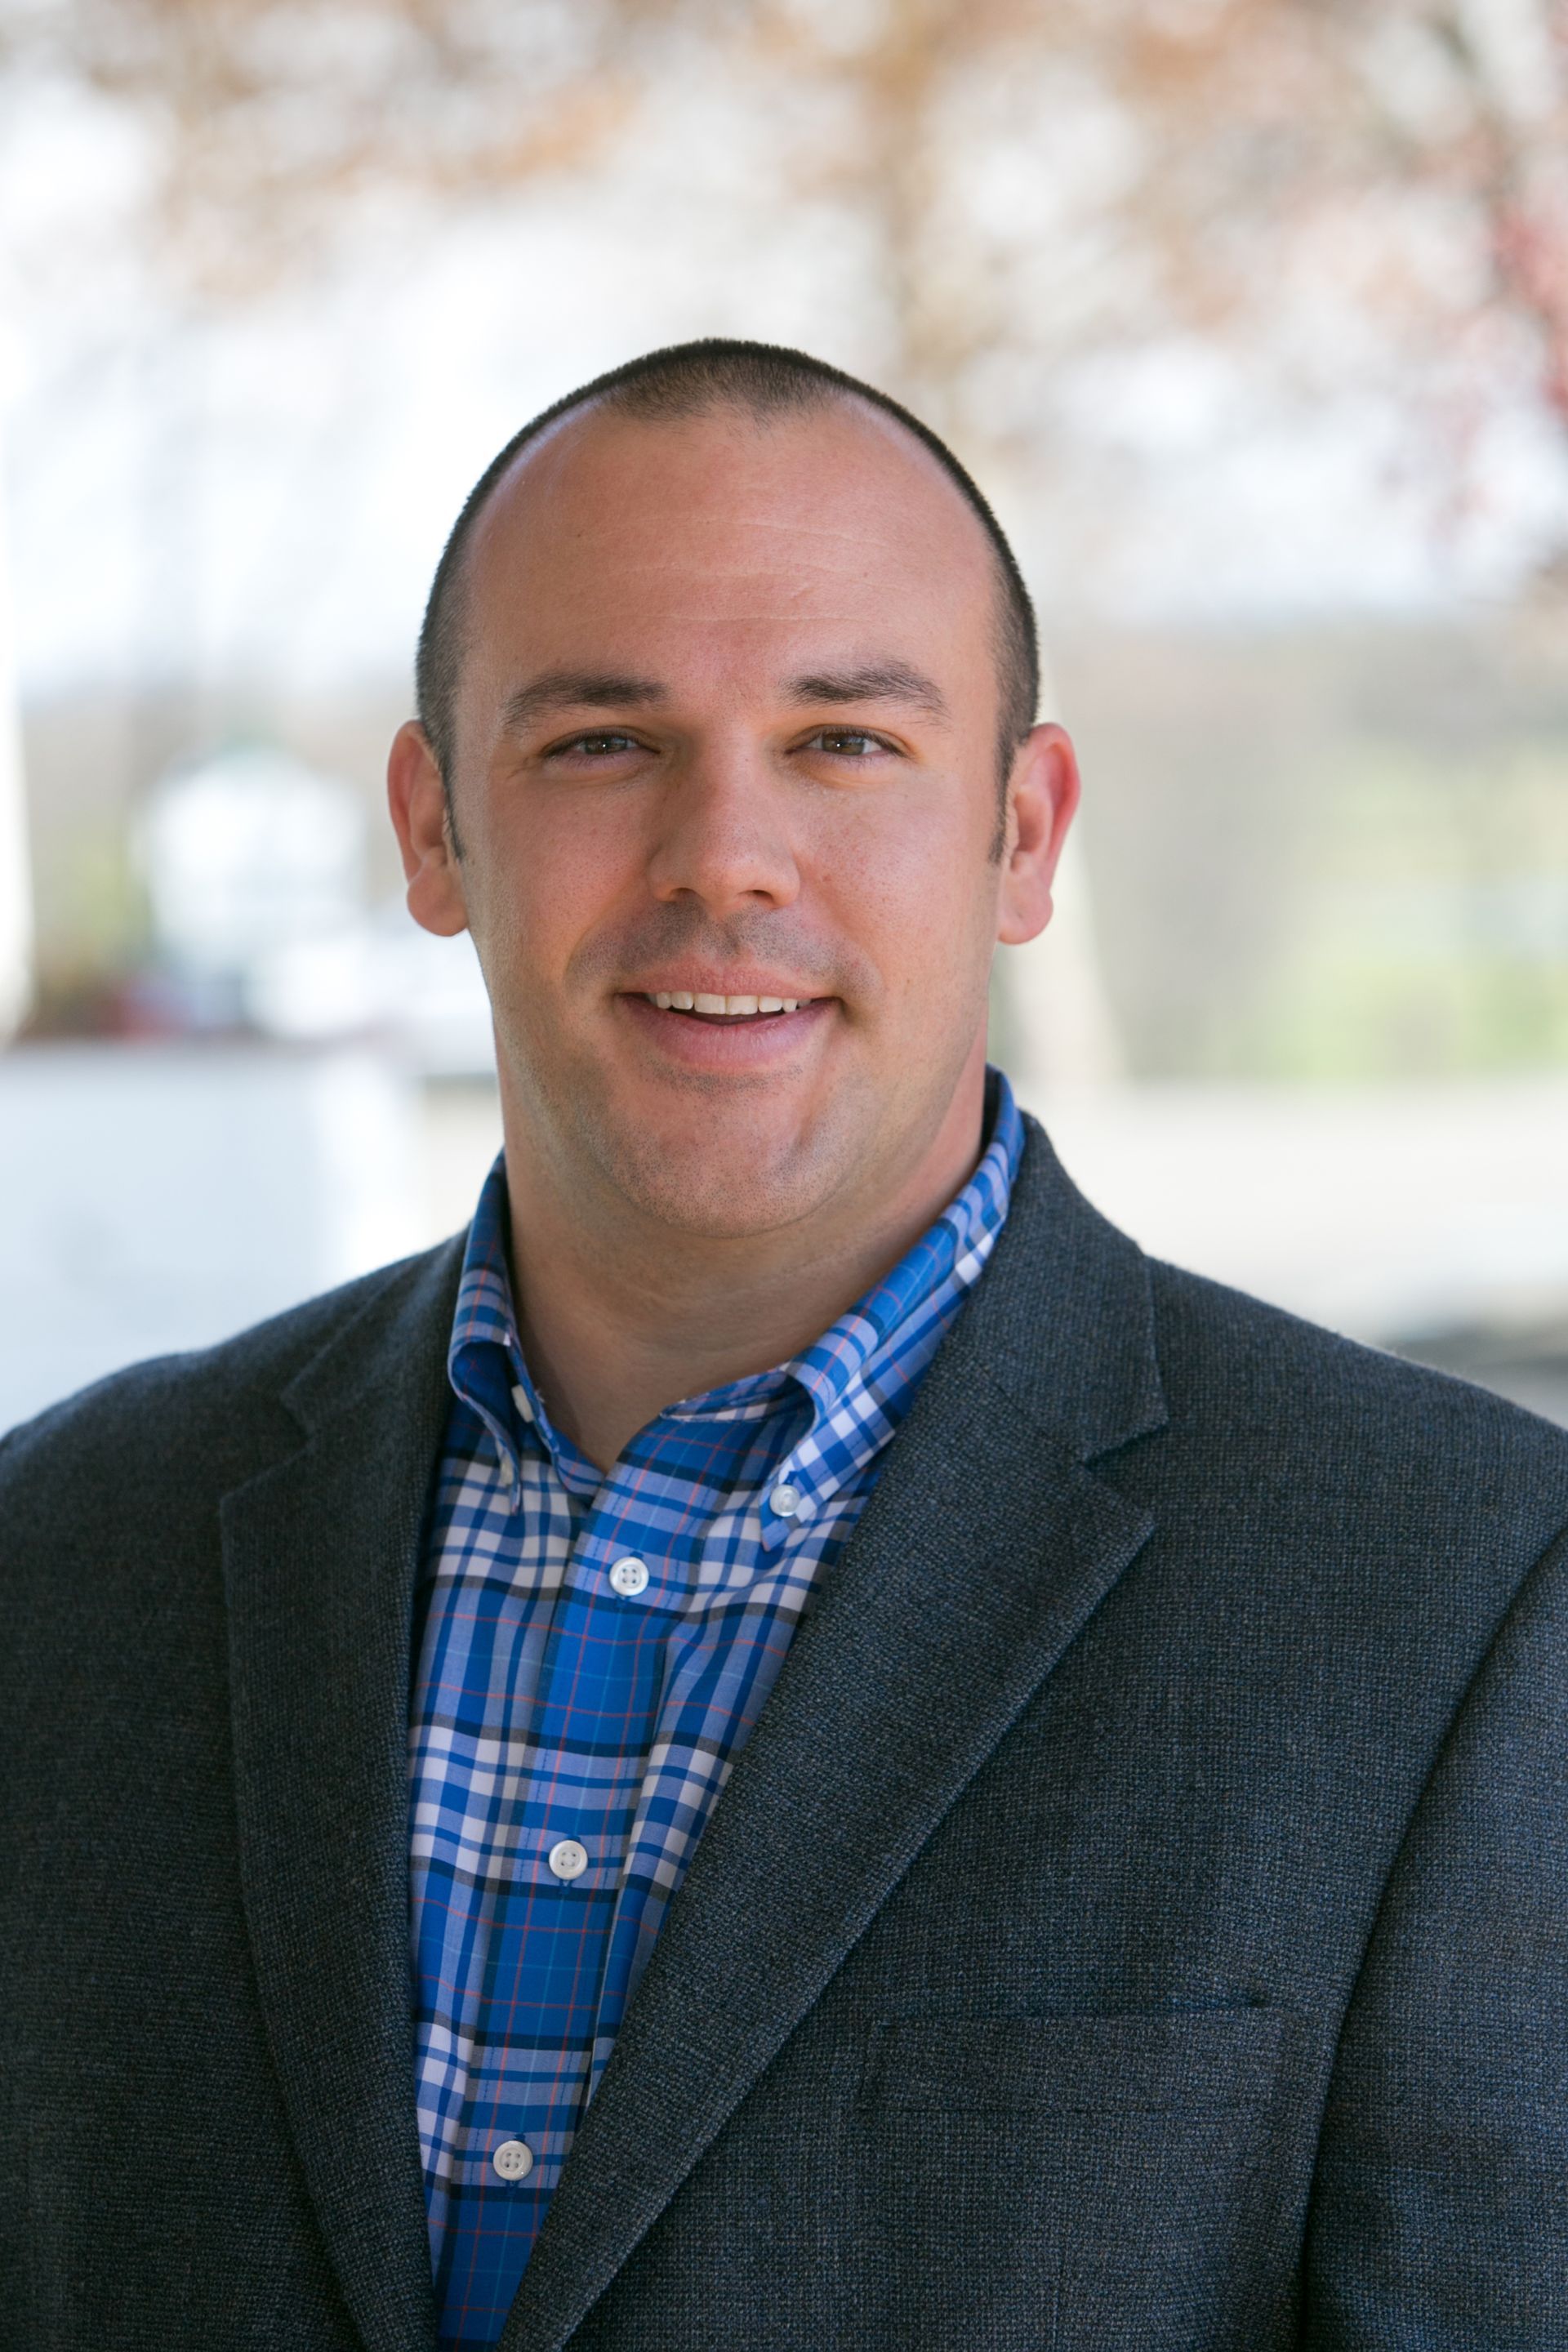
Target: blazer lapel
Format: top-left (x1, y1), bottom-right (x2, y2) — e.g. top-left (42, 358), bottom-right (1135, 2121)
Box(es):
top-left (221, 1241), bottom-right (465, 2352)
top-left (501, 1121), bottom-right (1168, 2352)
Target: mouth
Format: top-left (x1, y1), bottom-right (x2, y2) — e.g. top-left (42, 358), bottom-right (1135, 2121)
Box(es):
top-left (616, 986), bottom-right (834, 1067)
top-left (641, 990), bottom-right (813, 1025)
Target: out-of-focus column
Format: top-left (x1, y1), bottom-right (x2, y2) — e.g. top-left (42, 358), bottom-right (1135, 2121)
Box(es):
top-left (0, 404), bottom-right (33, 1041)
top-left (996, 828), bottom-right (1124, 1089)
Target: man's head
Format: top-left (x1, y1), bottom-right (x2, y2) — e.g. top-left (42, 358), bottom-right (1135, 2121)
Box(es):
top-left (389, 338), bottom-right (1079, 1252)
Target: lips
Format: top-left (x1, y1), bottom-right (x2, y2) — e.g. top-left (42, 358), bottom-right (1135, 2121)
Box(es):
top-left (617, 989), bottom-right (831, 1062)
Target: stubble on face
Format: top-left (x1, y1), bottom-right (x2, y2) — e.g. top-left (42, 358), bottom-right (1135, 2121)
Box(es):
top-left (513, 898), bottom-right (901, 1241)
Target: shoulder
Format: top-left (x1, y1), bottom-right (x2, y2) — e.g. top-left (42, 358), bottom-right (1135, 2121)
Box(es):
top-left (1140, 1253), bottom-right (1568, 1552)
top-left (0, 1237), bottom-right (464, 1520)
top-left (974, 1115), bottom-right (1568, 1527)
top-left (0, 1238), bottom-right (466, 1722)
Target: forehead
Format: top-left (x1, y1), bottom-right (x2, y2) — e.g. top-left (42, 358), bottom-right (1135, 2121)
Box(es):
top-left (459, 395), bottom-right (1000, 689)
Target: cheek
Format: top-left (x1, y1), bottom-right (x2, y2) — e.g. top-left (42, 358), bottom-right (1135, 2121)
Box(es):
top-left (467, 793), bottom-right (644, 980)
top-left (810, 788), bottom-right (996, 987)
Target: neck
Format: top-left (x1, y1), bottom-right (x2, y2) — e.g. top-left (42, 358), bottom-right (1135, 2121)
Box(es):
top-left (499, 1049), bottom-right (991, 1471)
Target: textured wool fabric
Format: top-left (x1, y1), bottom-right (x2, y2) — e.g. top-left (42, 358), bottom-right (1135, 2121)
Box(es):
top-left (411, 1082), bottom-right (1019, 2343)
top-left (6, 1115), bottom-right (1568, 2351)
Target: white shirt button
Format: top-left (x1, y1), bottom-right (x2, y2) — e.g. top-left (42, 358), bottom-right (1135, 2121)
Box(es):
top-left (492, 2138), bottom-right (534, 2182)
top-left (548, 1838), bottom-right (589, 1881)
top-left (771, 1482), bottom-right (804, 1518)
top-left (510, 1383), bottom-right (535, 1425)
top-left (608, 1555), bottom-right (649, 1597)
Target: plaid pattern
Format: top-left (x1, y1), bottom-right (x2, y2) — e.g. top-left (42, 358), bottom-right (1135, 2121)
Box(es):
top-left (409, 1072), bottom-right (1023, 2347)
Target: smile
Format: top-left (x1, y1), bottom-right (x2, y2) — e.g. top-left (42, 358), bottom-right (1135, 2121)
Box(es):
top-left (645, 991), bottom-right (805, 1019)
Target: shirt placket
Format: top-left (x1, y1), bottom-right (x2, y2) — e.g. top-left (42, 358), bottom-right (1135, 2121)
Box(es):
top-left (501, 1447), bottom-right (688, 2157)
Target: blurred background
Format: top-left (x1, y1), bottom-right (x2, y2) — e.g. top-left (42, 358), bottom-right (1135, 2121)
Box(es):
top-left (2, 0), bottom-right (1568, 1433)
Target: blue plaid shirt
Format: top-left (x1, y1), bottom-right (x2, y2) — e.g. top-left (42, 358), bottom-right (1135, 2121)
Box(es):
top-left (408, 1071), bottom-right (1023, 2346)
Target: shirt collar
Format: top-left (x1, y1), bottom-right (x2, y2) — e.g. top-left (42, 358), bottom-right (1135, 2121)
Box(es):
top-left (780, 1066), bottom-right (1022, 1432)
top-left (448, 1067), bottom-right (1023, 1490)
top-left (444, 1154), bottom-right (544, 1479)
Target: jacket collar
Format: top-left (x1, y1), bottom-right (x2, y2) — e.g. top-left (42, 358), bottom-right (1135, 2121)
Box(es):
top-left (975, 1108), bottom-right (1166, 1461)
top-left (221, 1236), bottom-right (466, 2352)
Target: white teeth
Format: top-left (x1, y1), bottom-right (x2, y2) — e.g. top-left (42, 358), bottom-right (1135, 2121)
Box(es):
top-left (649, 989), bottom-right (807, 1016)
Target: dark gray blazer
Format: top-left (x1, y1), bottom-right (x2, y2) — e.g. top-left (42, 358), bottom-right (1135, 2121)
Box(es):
top-left (7, 1116), bottom-right (1568, 2350)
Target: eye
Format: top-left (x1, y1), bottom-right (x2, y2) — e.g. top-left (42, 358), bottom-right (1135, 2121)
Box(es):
top-left (804, 728), bottom-right (893, 758)
top-left (551, 730), bottom-right (644, 758)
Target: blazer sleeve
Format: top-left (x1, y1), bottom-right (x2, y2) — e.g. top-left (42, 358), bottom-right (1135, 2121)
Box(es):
top-left (1304, 1518), bottom-right (1568, 2344)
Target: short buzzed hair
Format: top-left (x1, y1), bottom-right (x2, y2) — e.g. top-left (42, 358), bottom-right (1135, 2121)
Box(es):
top-left (415, 336), bottom-right (1040, 796)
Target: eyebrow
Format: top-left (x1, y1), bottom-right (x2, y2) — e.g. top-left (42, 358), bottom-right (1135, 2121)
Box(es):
top-left (784, 661), bottom-right (950, 720)
top-left (498, 657), bottom-right (951, 736)
top-left (500, 671), bottom-right (667, 733)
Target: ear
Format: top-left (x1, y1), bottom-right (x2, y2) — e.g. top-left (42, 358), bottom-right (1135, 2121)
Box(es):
top-left (387, 720), bottom-right (470, 938)
top-left (996, 723), bottom-right (1080, 947)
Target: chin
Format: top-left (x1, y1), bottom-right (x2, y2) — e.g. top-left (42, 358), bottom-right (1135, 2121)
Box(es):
top-left (590, 1117), bottom-right (846, 1241)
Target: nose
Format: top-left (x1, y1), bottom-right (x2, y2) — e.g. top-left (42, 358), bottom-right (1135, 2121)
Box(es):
top-left (644, 739), bottom-right (800, 917)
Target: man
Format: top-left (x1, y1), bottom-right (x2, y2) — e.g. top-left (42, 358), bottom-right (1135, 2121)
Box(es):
top-left (5, 339), bottom-right (1568, 2352)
